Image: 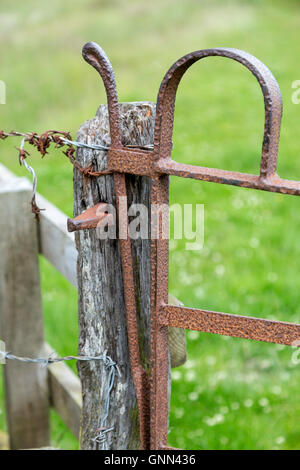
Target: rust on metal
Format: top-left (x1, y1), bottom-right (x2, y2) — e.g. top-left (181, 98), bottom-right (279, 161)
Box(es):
top-left (113, 171), bottom-right (151, 450)
top-left (67, 203), bottom-right (111, 232)
top-left (108, 148), bottom-right (154, 177)
top-left (69, 42), bottom-right (300, 450)
top-left (156, 162), bottom-right (300, 196)
top-left (160, 305), bottom-right (300, 346)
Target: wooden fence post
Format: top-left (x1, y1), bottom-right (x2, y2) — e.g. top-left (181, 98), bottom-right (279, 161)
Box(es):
top-left (74, 102), bottom-right (155, 450)
top-left (0, 173), bottom-right (50, 449)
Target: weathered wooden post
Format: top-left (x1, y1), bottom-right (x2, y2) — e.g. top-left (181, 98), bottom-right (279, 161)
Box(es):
top-left (0, 169), bottom-right (50, 449)
top-left (74, 102), bottom-right (155, 449)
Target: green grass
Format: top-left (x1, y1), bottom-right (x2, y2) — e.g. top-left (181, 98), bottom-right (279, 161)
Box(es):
top-left (1, 0), bottom-right (300, 450)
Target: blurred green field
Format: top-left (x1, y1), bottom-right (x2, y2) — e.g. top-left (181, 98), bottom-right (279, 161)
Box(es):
top-left (1, 0), bottom-right (300, 450)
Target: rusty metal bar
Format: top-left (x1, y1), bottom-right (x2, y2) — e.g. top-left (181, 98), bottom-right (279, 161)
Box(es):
top-left (114, 172), bottom-right (150, 449)
top-left (160, 305), bottom-right (300, 346)
top-left (67, 203), bottom-right (110, 232)
top-left (108, 149), bottom-right (154, 177)
top-left (149, 175), bottom-right (170, 450)
top-left (156, 161), bottom-right (300, 196)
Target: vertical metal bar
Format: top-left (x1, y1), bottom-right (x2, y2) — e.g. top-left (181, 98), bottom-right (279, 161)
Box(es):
top-left (150, 175), bottom-right (170, 449)
top-left (114, 172), bottom-right (150, 449)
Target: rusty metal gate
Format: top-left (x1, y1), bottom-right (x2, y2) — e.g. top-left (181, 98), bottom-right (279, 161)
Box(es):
top-left (69, 42), bottom-right (300, 450)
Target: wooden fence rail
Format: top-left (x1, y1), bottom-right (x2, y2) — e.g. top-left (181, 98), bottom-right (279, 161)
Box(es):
top-left (0, 163), bottom-right (82, 448)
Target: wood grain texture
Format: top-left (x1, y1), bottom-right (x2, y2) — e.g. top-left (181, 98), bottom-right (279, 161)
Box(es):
top-left (74, 102), bottom-right (155, 450)
top-left (36, 193), bottom-right (77, 288)
top-left (0, 174), bottom-right (50, 449)
top-left (0, 164), bottom-right (78, 288)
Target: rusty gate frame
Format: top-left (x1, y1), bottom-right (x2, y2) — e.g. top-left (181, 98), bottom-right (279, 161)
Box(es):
top-left (69, 42), bottom-right (300, 450)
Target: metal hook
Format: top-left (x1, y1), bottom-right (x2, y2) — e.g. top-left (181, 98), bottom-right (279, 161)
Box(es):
top-left (82, 42), bottom-right (122, 148)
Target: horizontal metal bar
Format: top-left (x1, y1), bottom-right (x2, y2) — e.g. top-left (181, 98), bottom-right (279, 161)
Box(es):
top-left (156, 160), bottom-right (300, 196)
top-left (159, 305), bottom-right (300, 346)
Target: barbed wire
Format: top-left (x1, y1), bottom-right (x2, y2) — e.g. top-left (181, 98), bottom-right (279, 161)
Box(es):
top-left (0, 348), bottom-right (121, 449)
top-left (19, 137), bottom-right (41, 215)
top-left (91, 352), bottom-right (118, 450)
top-left (0, 129), bottom-right (154, 217)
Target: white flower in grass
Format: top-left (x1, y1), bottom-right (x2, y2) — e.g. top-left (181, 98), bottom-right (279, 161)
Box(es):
top-left (231, 402), bottom-right (240, 411)
top-left (184, 359), bottom-right (195, 369)
top-left (220, 436), bottom-right (229, 445)
top-left (249, 237), bottom-right (259, 248)
top-left (186, 370), bottom-right (196, 382)
top-left (212, 252), bottom-right (222, 263)
top-left (232, 197), bottom-right (244, 209)
top-left (260, 359), bottom-right (271, 370)
top-left (244, 399), bottom-right (253, 408)
top-left (206, 355), bottom-right (216, 366)
top-left (247, 195), bottom-right (261, 207)
top-left (204, 414), bottom-right (225, 427)
top-left (188, 330), bottom-right (200, 340)
top-left (188, 392), bottom-right (199, 401)
top-left (215, 264), bottom-right (225, 277)
top-left (195, 287), bottom-right (204, 299)
top-left (259, 397), bottom-right (269, 407)
top-left (220, 406), bottom-right (229, 414)
top-left (172, 370), bottom-right (182, 381)
top-left (280, 372), bottom-right (291, 382)
top-left (174, 408), bottom-right (184, 419)
top-left (230, 302), bottom-right (240, 313)
top-left (216, 370), bottom-right (227, 381)
top-left (236, 247), bottom-right (248, 259)
top-left (271, 385), bottom-right (282, 395)
top-left (169, 240), bottom-right (178, 251)
top-left (267, 272), bottom-right (278, 283)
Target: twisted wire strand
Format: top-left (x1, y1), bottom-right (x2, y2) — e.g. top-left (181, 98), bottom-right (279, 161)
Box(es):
top-left (92, 354), bottom-right (119, 450)
top-left (0, 349), bottom-right (118, 367)
top-left (60, 137), bottom-right (110, 151)
top-left (0, 348), bottom-right (121, 449)
top-left (19, 137), bottom-right (41, 215)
